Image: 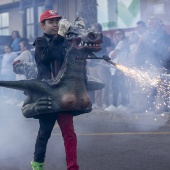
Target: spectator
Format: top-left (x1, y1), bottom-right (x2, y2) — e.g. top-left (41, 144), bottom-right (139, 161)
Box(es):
top-left (13, 38), bottom-right (33, 80)
top-left (105, 29), bottom-right (130, 111)
top-left (0, 45), bottom-right (18, 103)
top-left (128, 32), bottom-right (139, 66)
top-left (11, 30), bottom-right (21, 52)
top-left (88, 23), bottom-right (114, 109)
top-left (12, 38), bottom-right (33, 106)
top-left (136, 20), bottom-right (147, 37)
top-left (127, 32), bottom-right (141, 110)
top-left (134, 16), bottom-right (170, 112)
top-left (1, 45), bottom-right (18, 80)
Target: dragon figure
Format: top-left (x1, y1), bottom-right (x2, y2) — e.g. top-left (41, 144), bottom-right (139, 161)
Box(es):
top-left (0, 17), bottom-right (107, 118)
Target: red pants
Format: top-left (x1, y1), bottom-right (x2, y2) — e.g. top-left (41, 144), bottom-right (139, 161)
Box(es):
top-left (34, 113), bottom-right (79, 170)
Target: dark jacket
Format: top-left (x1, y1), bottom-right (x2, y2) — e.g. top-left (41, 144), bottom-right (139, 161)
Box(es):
top-left (33, 33), bottom-right (66, 80)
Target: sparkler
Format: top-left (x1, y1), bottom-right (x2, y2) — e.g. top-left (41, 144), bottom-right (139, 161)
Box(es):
top-left (106, 59), bottom-right (170, 112)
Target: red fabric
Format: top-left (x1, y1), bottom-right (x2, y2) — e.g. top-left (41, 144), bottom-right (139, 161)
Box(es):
top-left (57, 114), bottom-right (79, 170)
top-left (40, 10), bottom-right (62, 22)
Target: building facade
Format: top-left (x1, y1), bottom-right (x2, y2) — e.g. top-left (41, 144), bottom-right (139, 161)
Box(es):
top-left (0, 0), bottom-right (170, 41)
top-left (0, 0), bottom-right (82, 41)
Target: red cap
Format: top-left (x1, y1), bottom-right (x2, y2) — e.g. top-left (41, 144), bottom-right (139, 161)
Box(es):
top-left (40, 10), bottom-right (62, 22)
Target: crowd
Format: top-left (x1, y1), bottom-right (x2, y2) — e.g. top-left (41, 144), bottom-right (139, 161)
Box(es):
top-left (89, 16), bottom-right (170, 113)
top-left (0, 9), bottom-right (170, 170)
top-left (0, 31), bottom-right (34, 106)
top-left (1, 15), bottom-right (170, 113)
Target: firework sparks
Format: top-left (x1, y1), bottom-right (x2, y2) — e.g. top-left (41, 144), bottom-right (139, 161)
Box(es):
top-left (115, 64), bottom-right (160, 88)
top-left (110, 62), bottom-right (170, 111)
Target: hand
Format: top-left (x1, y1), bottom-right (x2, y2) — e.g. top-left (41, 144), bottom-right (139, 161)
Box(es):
top-left (34, 97), bottom-right (53, 114)
top-left (58, 18), bottom-right (72, 37)
top-left (103, 55), bottom-right (111, 61)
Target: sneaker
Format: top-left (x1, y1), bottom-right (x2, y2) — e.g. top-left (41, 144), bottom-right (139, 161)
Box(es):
top-left (104, 105), bottom-right (117, 111)
top-left (31, 161), bottom-right (44, 170)
top-left (117, 105), bottom-right (127, 111)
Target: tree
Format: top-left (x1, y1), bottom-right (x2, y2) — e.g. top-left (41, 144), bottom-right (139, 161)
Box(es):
top-left (79, 0), bottom-right (98, 28)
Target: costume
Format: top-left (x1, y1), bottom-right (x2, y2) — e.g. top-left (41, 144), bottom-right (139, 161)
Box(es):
top-left (32, 32), bottom-right (79, 170)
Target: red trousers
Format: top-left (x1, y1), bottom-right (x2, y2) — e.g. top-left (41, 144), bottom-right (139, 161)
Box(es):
top-left (34, 113), bottom-right (79, 170)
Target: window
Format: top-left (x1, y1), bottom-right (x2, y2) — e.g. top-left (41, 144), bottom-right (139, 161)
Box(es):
top-left (26, 7), bottom-right (34, 39)
top-left (0, 12), bottom-right (9, 35)
top-left (37, 5), bottom-right (44, 36)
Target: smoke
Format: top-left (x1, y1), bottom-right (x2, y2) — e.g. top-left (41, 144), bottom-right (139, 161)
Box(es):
top-left (0, 98), bottom-right (38, 166)
top-left (116, 111), bottom-right (167, 131)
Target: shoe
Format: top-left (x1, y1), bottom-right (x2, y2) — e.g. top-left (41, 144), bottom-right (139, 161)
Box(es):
top-left (31, 161), bottom-right (44, 170)
top-left (117, 105), bottom-right (127, 111)
top-left (104, 105), bottom-right (117, 111)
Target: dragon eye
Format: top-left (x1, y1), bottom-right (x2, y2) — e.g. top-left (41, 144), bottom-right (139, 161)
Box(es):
top-left (66, 33), bottom-right (76, 38)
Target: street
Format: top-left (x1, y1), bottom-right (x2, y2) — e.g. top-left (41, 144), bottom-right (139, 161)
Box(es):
top-left (0, 105), bottom-right (170, 170)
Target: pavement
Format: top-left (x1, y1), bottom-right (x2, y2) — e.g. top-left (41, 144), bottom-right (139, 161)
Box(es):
top-left (1, 101), bottom-right (170, 170)
top-left (77, 107), bottom-right (170, 120)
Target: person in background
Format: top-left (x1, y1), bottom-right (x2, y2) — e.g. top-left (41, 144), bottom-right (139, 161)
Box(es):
top-left (134, 16), bottom-right (170, 112)
top-left (88, 23), bottom-right (114, 109)
top-left (21, 10), bottom-right (79, 170)
top-left (136, 20), bottom-right (148, 37)
top-left (128, 32), bottom-right (139, 66)
top-left (12, 38), bottom-right (33, 106)
top-left (13, 38), bottom-right (33, 80)
top-left (105, 29), bottom-right (130, 111)
top-left (1, 45), bottom-right (18, 80)
top-left (11, 30), bottom-right (21, 52)
top-left (0, 45), bottom-right (18, 103)
top-left (126, 32), bottom-right (141, 111)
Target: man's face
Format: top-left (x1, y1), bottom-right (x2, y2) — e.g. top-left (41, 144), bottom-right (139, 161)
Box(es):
top-left (41, 18), bottom-right (60, 35)
top-left (19, 42), bottom-right (25, 52)
top-left (147, 18), bottom-right (159, 32)
top-left (4, 46), bottom-right (11, 53)
top-left (115, 31), bottom-right (124, 41)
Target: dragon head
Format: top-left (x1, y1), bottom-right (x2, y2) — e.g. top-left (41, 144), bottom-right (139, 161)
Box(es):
top-left (65, 17), bottom-right (103, 56)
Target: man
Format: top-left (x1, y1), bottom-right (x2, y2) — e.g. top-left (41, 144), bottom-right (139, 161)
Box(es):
top-left (88, 23), bottom-right (114, 109)
top-left (134, 16), bottom-right (170, 112)
top-left (136, 20), bottom-right (147, 36)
